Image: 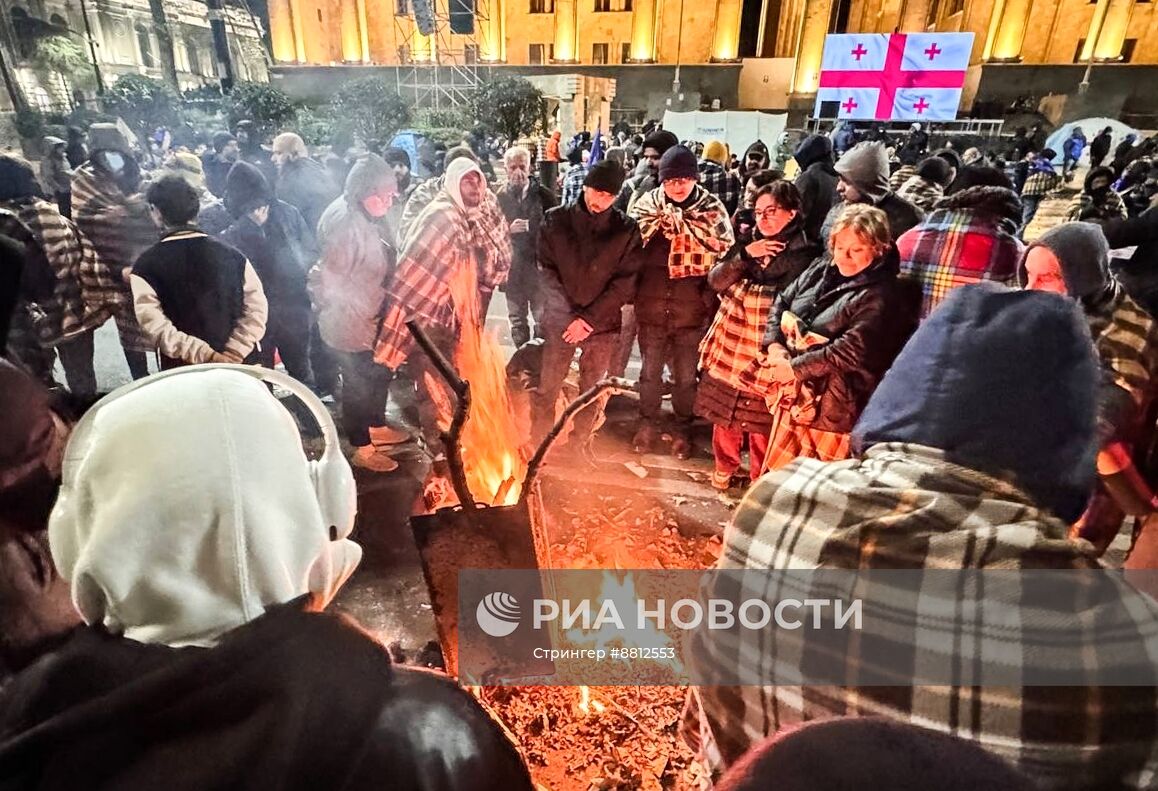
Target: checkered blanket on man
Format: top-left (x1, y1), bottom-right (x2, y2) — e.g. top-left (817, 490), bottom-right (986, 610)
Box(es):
top-left (1065, 189), bottom-right (1129, 222)
top-left (0, 197), bottom-right (117, 347)
top-left (631, 185), bottom-right (735, 279)
top-left (560, 164), bottom-right (587, 207)
top-left (72, 165), bottom-right (159, 352)
top-left (895, 176), bottom-right (944, 213)
top-left (698, 161), bottom-right (742, 215)
top-left (1087, 280), bottom-right (1157, 410)
top-left (699, 280), bottom-right (777, 393)
top-left (1020, 168), bottom-right (1062, 198)
top-left (896, 186), bottom-right (1026, 319)
top-left (685, 443), bottom-right (1158, 789)
top-left (374, 193), bottom-right (486, 370)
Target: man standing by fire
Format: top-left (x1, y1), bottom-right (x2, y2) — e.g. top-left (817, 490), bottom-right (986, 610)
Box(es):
top-left (629, 146), bottom-right (735, 459)
top-left (533, 159), bottom-right (641, 464)
top-left (497, 146), bottom-right (556, 349)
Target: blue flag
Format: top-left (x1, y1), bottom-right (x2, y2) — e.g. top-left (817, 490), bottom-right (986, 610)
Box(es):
top-left (589, 128), bottom-right (604, 165)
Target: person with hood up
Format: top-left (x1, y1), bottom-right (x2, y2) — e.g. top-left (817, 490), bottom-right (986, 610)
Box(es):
top-left (131, 175), bottom-right (268, 369)
top-left (820, 142), bottom-right (925, 243)
top-left (1065, 165), bottom-right (1128, 222)
top-left (221, 161), bottom-right (318, 387)
top-left (39, 136), bottom-right (72, 219)
top-left (699, 140), bottom-right (743, 216)
top-left (272, 132), bottom-right (340, 235)
top-left (739, 140), bottom-right (771, 186)
top-left (1095, 189), bottom-right (1158, 317)
top-left (1112, 133), bottom-right (1140, 176)
top-left (0, 155), bottom-right (117, 398)
top-left (533, 159), bottom-right (641, 463)
top-left (831, 120), bottom-right (857, 156)
top-left (792, 134), bottom-right (838, 244)
top-left (70, 123), bottom-right (159, 381)
top-left (497, 145), bottom-right (557, 349)
top-left (545, 130), bottom-right (562, 162)
top-left (629, 146), bottom-right (735, 458)
top-left (897, 122), bottom-right (929, 164)
top-left (201, 131), bottom-right (239, 199)
top-left (896, 165), bottom-right (1025, 319)
top-left (1062, 126), bottom-right (1087, 178)
top-left (1090, 126), bottom-right (1114, 169)
top-left (375, 159), bottom-right (509, 456)
top-left (162, 151), bottom-right (232, 235)
top-left (687, 284), bottom-right (1158, 787)
top-left (234, 119), bottom-right (277, 186)
top-left (1017, 148), bottom-right (1062, 232)
top-left (0, 365), bottom-right (536, 790)
top-left (696, 180), bottom-right (819, 490)
top-left (313, 154), bottom-right (406, 473)
top-left (895, 156), bottom-right (955, 212)
top-left (1021, 222), bottom-right (1158, 555)
top-left (751, 203), bottom-right (916, 471)
top-left (771, 132), bottom-right (794, 173)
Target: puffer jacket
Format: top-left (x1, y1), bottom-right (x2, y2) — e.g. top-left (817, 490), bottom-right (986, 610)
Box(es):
top-left (762, 247), bottom-right (918, 433)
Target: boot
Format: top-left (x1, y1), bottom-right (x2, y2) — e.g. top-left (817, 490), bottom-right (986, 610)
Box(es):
top-left (632, 424), bottom-right (658, 454)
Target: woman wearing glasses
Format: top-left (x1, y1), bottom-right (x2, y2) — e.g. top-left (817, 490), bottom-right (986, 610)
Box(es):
top-left (696, 181), bottom-right (819, 490)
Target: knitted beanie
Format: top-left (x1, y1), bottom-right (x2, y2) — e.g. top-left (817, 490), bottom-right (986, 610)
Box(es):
top-left (703, 140), bottom-right (730, 166)
top-left (583, 159), bottom-right (626, 194)
top-left (658, 145), bottom-right (699, 182)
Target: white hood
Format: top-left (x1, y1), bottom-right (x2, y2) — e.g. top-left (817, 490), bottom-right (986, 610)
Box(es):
top-left (48, 369), bottom-right (362, 648)
top-left (444, 157), bottom-right (483, 212)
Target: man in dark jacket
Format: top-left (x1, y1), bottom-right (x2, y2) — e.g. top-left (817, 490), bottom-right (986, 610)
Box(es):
top-left (221, 162), bottom-right (318, 386)
top-left (739, 141), bottom-right (771, 186)
top-left (629, 146), bottom-right (735, 458)
top-left (1090, 126), bottom-right (1114, 169)
top-left (1096, 201), bottom-right (1158, 316)
top-left (497, 146), bottom-right (557, 349)
top-left (823, 141), bottom-right (924, 242)
top-left (273, 132), bottom-right (340, 235)
top-left (792, 134), bottom-right (838, 244)
top-left (534, 160), bottom-right (640, 460)
top-left (201, 131), bottom-right (238, 199)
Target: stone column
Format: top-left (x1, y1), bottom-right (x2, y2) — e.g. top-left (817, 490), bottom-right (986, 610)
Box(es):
top-left (1079, 0), bottom-right (1111, 61)
top-left (480, 0), bottom-right (505, 60)
top-left (340, 0), bottom-right (363, 62)
top-left (985, 0), bottom-right (1031, 61)
top-left (790, 0), bottom-right (835, 97)
top-left (1092, 0), bottom-right (1134, 59)
top-left (710, 0), bottom-right (742, 61)
top-left (552, 0), bottom-right (578, 62)
top-left (628, 0), bottom-right (658, 61)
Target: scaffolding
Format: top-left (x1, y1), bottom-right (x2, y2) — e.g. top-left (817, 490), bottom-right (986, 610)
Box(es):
top-left (393, 0), bottom-right (497, 110)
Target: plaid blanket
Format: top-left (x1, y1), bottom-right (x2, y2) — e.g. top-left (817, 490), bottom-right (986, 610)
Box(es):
top-left (374, 193), bottom-right (482, 370)
top-left (631, 186), bottom-right (734, 279)
top-left (888, 164), bottom-right (917, 192)
top-left (896, 187), bottom-right (1026, 319)
top-left (0, 198), bottom-right (117, 347)
top-left (1066, 189), bottom-right (1129, 222)
top-left (1020, 168), bottom-right (1062, 198)
top-left (699, 281), bottom-right (776, 393)
top-left (1087, 281), bottom-right (1156, 410)
top-left (561, 164), bottom-right (587, 206)
top-left (895, 175), bottom-right (944, 212)
top-left (687, 443), bottom-right (1158, 788)
top-left (72, 165), bottom-right (159, 352)
top-left (698, 161), bottom-right (742, 216)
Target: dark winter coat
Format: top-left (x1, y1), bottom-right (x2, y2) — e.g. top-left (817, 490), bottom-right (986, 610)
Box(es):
top-left (633, 219), bottom-right (716, 331)
top-left (1099, 206), bottom-right (1158, 318)
top-left (793, 135), bottom-right (839, 244)
top-left (537, 195), bottom-right (640, 335)
top-left (497, 179), bottom-right (557, 275)
top-left (276, 157), bottom-right (340, 235)
top-left (1090, 131), bottom-right (1113, 165)
top-left (713, 214), bottom-right (819, 294)
top-left (819, 193), bottom-right (924, 246)
top-left (221, 200), bottom-right (316, 315)
top-left (762, 247), bottom-right (918, 433)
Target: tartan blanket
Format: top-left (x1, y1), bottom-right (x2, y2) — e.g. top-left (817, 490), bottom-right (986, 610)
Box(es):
top-left (1086, 281), bottom-right (1156, 410)
top-left (1066, 189), bottom-right (1129, 222)
top-left (631, 186), bottom-right (734, 279)
top-left (687, 443), bottom-right (1158, 789)
top-left (699, 280), bottom-right (776, 393)
top-left (0, 198), bottom-right (117, 346)
top-left (374, 194), bottom-right (478, 370)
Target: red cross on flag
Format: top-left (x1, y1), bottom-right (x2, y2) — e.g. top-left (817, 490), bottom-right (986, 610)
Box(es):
top-left (814, 32), bottom-right (974, 121)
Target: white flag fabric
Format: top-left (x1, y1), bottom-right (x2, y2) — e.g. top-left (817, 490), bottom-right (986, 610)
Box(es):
top-left (891, 88), bottom-right (965, 121)
top-left (820, 33), bottom-right (889, 71)
top-left (901, 33), bottom-right (972, 72)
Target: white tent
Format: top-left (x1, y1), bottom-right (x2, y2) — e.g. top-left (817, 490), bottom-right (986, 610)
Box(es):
top-left (1044, 117), bottom-right (1140, 165)
top-left (660, 110), bottom-right (788, 157)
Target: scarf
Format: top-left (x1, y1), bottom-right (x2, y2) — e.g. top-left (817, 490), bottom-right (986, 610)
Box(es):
top-left (631, 186), bottom-right (734, 279)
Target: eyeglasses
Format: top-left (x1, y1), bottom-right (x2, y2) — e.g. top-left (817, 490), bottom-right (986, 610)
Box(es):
top-left (755, 206), bottom-right (788, 220)
top-left (665, 178), bottom-right (696, 187)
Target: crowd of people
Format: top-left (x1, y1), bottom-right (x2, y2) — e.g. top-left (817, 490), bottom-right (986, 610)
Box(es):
top-left (4, 112), bottom-right (1158, 788)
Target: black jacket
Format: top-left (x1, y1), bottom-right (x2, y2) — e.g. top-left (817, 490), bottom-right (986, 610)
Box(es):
top-left (537, 196), bottom-right (640, 335)
top-left (1090, 132), bottom-right (1113, 162)
top-left (1099, 206), bottom-right (1158, 317)
top-left (276, 157), bottom-right (340, 236)
top-left (710, 215), bottom-right (819, 295)
top-left (220, 200), bottom-right (316, 313)
top-left (763, 247), bottom-right (917, 433)
top-left (0, 604), bottom-right (533, 791)
top-left (497, 179), bottom-right (557, 271)
top-left (820, 193), bottom-right (924, 245)
top-left (793, 136), bottom-right (839, 244)
top-left (633, 216), bottom-right (716, 331)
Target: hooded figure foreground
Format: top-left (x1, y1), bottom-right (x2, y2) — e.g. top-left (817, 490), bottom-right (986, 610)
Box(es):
top-left (0, 367), bottom-right (535, 790)
top-left (687, 285), bottom-right (1158, 789)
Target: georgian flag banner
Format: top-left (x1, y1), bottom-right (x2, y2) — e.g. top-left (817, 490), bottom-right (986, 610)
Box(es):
top-left (814, 32), bottom-right (974, 121)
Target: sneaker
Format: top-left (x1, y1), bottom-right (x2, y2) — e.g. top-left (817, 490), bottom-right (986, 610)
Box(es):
top-left (632, 425), bottom-right (658, 454)
top-left (711, 470), bottom-right (733, 491)
top-left (671, 434), bottom-right (694, 461)
top-left (369, 424), bottom-right (411, 446)
top-left (352, 444), bottom-right (400, 472)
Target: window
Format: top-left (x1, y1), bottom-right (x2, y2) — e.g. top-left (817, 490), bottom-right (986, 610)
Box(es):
top-left (395, 0), bottom-right (408, 13)
top-left (529, 0), bottom-right (554, 12)
top-left (1121, 38), bottom-right (1138, 61)
top-left (594, 0), bottom-right (609, 9)
top-left (186, 39), bottom-right (201, 74)
top-left (1074, 38), bottom-right (1086, 62)
top-left (592, 42), bottom-right (609, 63)
top-left (621, 42), bottom-right (631, 62)
top-left (136, 24), bottom-right (155, 68)
top-left (529, 43), bottom-right (547, 63)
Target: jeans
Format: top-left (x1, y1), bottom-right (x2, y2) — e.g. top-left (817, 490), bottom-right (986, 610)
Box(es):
top-left (1020, 196), bottom-right (1042, 236)
top-left (638, 324), bottom-right (702, 430)
top-left (531, 330), bottom-right (616, 445)
top-left (506, 259), bottom-right (543, 349)
top-left (334, 349), bottom-right (393, 447)
top-left (712, 425), bottom-right (770, 481)
top-left (56, 329), bottom-right (97, 398)
top-left (249, 307), bottom-right (315, 388)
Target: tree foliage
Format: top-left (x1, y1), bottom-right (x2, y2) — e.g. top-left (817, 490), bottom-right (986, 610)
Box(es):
top-left (30, 35), bottom-right (96, 90)
top-left (328, 78), bottom-right (411, 146)
top-left (468, 77), bottom-right (546, 141)
top-left (226, 81), bottom-right (299, 137)
top-left (104, 74), bottom-right (179, 135)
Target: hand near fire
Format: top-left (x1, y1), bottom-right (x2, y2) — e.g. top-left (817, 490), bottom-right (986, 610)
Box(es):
top-left (563, 317), bottom-right (594, 344)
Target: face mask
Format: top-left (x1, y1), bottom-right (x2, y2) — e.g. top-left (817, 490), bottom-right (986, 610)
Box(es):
top-left (362, 194), bottom-right (391, 218)
top-left (104, 152), bottom-right (125, 174)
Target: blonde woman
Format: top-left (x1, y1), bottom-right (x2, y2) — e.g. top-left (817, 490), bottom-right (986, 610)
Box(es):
top-left (752, 203), bottom-right (917, 471)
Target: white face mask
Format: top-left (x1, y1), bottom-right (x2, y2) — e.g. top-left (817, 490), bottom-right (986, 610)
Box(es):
top-left (104, 152), bottom-right (125, 174)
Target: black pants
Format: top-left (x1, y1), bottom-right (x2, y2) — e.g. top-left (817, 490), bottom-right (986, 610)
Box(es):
top-left (310, 321), bottom-right (340, 396)
top-left (123, 348), bottom-right (149, 380)
top-left (638, 324), bottom-right (702, 430)
top-left (334, 349), bottom-right (392, 447)
top-left (249, 307), bottom-right (315, 387)
top-left (506, 259), bottom-right (543, 349)
top-left (531, 330), bottom-right (616, 445)
top-left (55, 192), bottom-right (71, 220)
top-left (56, 329), bottom-right (97, 398)
top-left (609, 305), bottom-right (637, 378)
